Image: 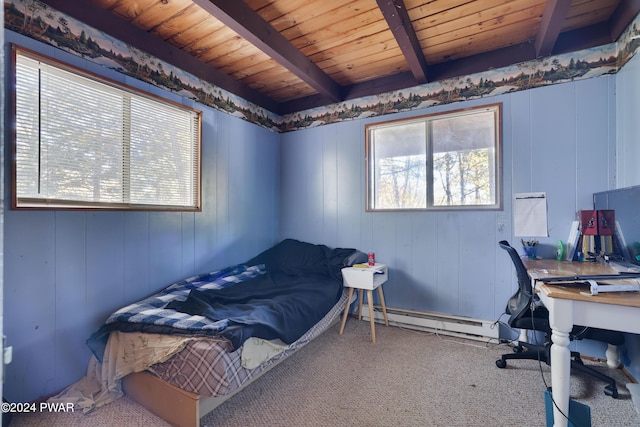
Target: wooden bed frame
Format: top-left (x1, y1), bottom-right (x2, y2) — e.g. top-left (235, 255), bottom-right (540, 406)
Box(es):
top-left (122, 317), bottom-right (341, 427)
top-left (120, 261), bottom-right (356, 427)
top-left (123, 372), bottom-right (206, 427)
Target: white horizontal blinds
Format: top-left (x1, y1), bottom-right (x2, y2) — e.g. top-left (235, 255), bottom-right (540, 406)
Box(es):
top-left (14, 55), bottom-right (40, 199)
top-left (128, 96), bottom-right (198, 206)
top-left (14, 49), bottom-right (201, 209)
top-left (15, 55), bottom-right (124, 203)
top-left (41, 61), bottom-right (124, 203)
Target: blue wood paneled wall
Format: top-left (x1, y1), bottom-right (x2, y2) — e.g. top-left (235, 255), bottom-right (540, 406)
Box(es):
top-left (4, 32), bottom-right (280, 402)
top-left (280, 76), bottom-right (616, 327)
top-left (616, 47), bottom-right (640, 189)
top-left (612, 51), bottom-right (640, 382)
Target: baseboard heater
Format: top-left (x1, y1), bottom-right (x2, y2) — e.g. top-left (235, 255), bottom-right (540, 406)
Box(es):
top-left (360, 306), bottom-right (500, 342)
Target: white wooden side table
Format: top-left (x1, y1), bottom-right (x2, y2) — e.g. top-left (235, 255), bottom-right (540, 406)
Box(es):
top-left (339, 263), bottom-right (388, 343)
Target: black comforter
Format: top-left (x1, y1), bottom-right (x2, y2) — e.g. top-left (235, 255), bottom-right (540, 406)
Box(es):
top-left (166, 239), bottom-right (365, 348)
top-left (166, 271), bottom-right (340, 347)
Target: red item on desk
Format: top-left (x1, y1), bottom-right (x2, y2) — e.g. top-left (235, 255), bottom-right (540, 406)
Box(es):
top-left (581, 210), bottom-right (598, 235)
top-left (580, 210), bottom-right (615, 236)
top-left (597, 210), bottom-right (615, 236)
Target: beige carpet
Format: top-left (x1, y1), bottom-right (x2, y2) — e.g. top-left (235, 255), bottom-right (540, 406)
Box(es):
top-left (9, 320), bottom-right (640, 427)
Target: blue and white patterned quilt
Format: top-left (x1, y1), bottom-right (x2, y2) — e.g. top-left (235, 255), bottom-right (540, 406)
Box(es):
top-left (87, 263), bottom-right (266, 359)
top-left (87, 239), bottom-right (365, 360)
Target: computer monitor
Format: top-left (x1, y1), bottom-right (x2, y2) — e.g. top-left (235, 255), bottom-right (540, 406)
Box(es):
top-left (594, 185), bottom-right (640, 265)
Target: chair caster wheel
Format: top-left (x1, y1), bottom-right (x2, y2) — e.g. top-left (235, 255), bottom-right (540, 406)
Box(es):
top-left (496, 359), bottom-right (507, 368)
top-left (513, 345), bottom-right (524, 353)
top-left (604, 385), bottom-right (618, 399)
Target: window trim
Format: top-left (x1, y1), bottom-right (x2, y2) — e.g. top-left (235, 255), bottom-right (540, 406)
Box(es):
top-left (10, 44), bottom-right (203, 212)
top-left (365, 103), bottom-right (503, 212)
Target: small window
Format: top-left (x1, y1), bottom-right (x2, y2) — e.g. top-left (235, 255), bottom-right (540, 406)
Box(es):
top-left (11, 46), bottom-right (202, 211)
top-left (365, 104), bottom-right (502, 211)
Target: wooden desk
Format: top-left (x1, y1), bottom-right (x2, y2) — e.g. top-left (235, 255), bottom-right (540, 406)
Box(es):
top-left (524, 259), bottom-right (640, 427)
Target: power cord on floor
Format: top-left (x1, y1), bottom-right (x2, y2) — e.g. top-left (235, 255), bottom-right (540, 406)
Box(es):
top-left (431, 327), bottom-right (499, 349)
top-left (527, 302), bottom-right (579, 427)
top-left (492, 309), bottom-right (580, 426)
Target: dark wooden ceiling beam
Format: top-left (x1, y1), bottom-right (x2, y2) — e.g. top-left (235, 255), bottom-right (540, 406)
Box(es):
top-left (552, 22), bottom-right (612, 55)
top-left (284, 15), bottom-right (626, 115)
top-left (345, 71), bottom-right (418, 100)
top-left (37, 0), bottom-right (279, 112)
top-left (608, 0), bottom-right (640, 40)
top-left (192, 0), bottom-right (343, 103)
top-left (280, 71), bottom-right (417, 115)
top-left (281, 42), bottom-right (539, 115)
top-left (376, 0), bottom-right (429, 83)
top-left (535, 0), bottom-right (573, 58)
top-left (429, 42), bottom-right (537, 82)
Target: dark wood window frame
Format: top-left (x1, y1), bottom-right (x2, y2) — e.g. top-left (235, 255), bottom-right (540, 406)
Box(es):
top-left (11, 45), bottom-right (202, 211)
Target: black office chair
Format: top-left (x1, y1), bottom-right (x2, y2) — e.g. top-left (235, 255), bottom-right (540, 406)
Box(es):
top-left (495, 240), bottom-right (624, 398)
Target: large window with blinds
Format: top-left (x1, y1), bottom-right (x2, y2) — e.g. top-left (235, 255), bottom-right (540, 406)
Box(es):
top-left (11, 46), bottom-right (202, 211)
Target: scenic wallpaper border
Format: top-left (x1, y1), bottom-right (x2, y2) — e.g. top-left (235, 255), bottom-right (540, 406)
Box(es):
top-left (5, 0), bottom-right (640, 133)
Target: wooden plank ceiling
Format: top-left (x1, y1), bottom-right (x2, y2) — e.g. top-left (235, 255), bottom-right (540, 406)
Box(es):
top-left (40, 0), bottom-right (639, 115)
